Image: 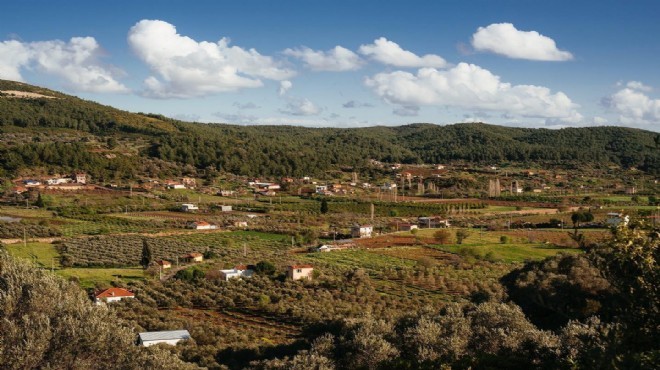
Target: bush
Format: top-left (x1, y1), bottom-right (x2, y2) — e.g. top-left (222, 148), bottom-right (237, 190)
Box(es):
top-left (456, 229), bottom-right (470, 244)
top-left (433, 230), bottom-right (451, 244)
top-left (500, 235), bottom-right (509, 244)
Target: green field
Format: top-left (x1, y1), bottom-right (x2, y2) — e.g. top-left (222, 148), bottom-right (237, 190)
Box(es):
top-left (56, 267), bottom-right (145, 288)
top-left (4, 242), bottom-right (60, 268)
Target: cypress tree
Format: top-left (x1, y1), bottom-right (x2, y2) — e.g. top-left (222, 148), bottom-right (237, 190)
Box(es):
top-left (140, 239), bottom-right (152, 269)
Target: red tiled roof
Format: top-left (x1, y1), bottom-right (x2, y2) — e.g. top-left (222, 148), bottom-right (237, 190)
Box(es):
top-left (157, 260), bottom-right (171, 266)
top-left (95, 287), bottom-right (134, 299)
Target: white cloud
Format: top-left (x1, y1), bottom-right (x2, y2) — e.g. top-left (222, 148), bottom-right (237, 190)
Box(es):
top-left (278, 80), bottom-right (292, 96)
top-left (0, 40), bottom-right (31, 81)
top-left (624, 81), bottom-right (652, 92)
top-left (283, 45), bottom-right (363, 71)
top-left (359, 37), bottom-right (447, 68)
top-left (471, 23), bottom-right (573, 61)
top-left (0, 37), bottom-right (128, 93)
top-left (603, 82), bottom-right (660, 126)
top-left (593, 116), bottom-right (608, 125)
top-left (128, 19), bottom-right (295, 98)
top-left (365, 62), bottom-right (582, 123)
top-left (280, 98), bottom-right (321, 116)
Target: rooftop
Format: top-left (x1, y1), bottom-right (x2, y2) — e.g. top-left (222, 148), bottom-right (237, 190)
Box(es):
top-left (139, 330), bottom-right (191, 342)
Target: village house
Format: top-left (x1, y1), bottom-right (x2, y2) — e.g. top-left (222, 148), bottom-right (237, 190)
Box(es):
top-left (186, 221), bottom-right (216, 230)
top-left (380, 183), bottom-right (397, 191)
top-left (219, 265), bottom-right (255, 281)
top-left (138, 330), bottom-right (191, 347)
top-left (398, 223), bottom-right (418, 232)
top-left (218, 190), bottom-right (236, 197)
top-left (46, 177), bottom-right (71, 185)
top-left (351, 224), bottom-right (373, 238)
top-left (165, 181), bottom-right (185, 189)
top-left (219, 205), bottom-right (232, 212)
top-left (417, 217), bottom-right (450, 228)
top-left (181, 253), bottom-right (204, 263)
top-left (74, 172), bottom-right (87, 184)
top-left (157, 260), bottom-right (172, 269)
top-left (254, 182), bottom-right (280, 191)
top-left (23, 179), bottom-right (41, 187)
top-left (233, 221), bottom-right (248, 228)
top-left (94, 287), bottom-right (135, 305)
top-left (287, 264), bottom-right (314, 281)
top-left (181, 203), bottom-right (199, 212)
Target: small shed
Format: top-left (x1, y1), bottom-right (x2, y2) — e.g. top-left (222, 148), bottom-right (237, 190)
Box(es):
top-left (138, 330), bottom-right (191, 347)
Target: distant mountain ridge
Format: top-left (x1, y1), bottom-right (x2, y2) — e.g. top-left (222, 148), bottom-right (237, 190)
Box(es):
top-left (1, 79), bottom-right (658, 179)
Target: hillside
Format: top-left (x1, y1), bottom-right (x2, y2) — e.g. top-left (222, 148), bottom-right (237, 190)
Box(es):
top-left (1, 79), bottom-right (658, 180)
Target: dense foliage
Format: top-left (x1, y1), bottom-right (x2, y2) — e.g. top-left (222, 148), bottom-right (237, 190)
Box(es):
top-left (2, 80), bottom-right (658, 179)
top-left (0, 251), bottom-right (198, 369)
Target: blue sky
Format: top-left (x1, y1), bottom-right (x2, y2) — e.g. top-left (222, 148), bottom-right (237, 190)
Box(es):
top-left (1, 0), bottom-right (659, 131)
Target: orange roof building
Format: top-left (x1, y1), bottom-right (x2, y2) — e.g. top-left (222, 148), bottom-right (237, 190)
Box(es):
top-left (94, 287), bottom-right (135, 305)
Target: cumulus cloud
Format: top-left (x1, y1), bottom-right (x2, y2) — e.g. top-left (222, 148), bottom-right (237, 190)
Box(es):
top-left (128, 19), bottom-right (294, 98)
top-left (359, 37), bottom-right (447, 68)
top-left (280, 98), bottom-right (321, 116)
top-left (602, 82), bottom-right (660, 126)
top-left (0, 40), bottom-right (31, 81)
top-left (0, 37), bottom-right (128, 93)
top-left (365, 63), bottom-right (582, 123)
top-left (471, 23), bottom-right (573, 61)
top-left (283, 45), bottom-right (363, 71)
top-left (342, 100), bottom-right (374, 108)
top-left (278, 80), bottom-right (293, 96)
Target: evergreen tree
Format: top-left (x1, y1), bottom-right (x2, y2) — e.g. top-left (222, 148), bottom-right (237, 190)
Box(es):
top-left (320, 199), bottom-right (329, 214)
top-left (35, 193), bottom-right (45, 208)
top-left (140, 239), bottom-right (152, 269)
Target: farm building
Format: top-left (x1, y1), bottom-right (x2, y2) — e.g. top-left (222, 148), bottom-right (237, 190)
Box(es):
top-left (94, 287), bottom-right (134, 305)
top-left (157, 260), bottom-right (172, 269)
top-left (219, 265), bottom-right (255, 281)
top-left (186, 221), bottom-right (216, 230)
top-left (288, 264), bottom-right (314, 281)
top-left (351, 224), bottom-right (373, 238)
top-left (182, 253), bottom-right (203, 263)
top-left (73, 172), bottom-right (87, 184)
top-left (398, 223), bottom-right (418, 232)
top-left (181, 203), bottom-right (199, 212)
top-left (138, 330), bottom-right (191, 347)
top-left (220, 205), bottom-right (232, 212)
top-left (233, 221), bottom-right (248, 228)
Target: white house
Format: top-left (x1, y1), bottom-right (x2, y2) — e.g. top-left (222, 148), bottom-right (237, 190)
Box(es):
top-left (138, 330), bottom-right (191, 347)
top-left (287, 264), bottom-right (314, 281)
top-left (398, 223), bottom-right (418, 232)
top-left (315, 185), bottom-right (328, 194)
top-left (181, 204), bottom-right (199, 212)
top-left (74, 172), bottom-right (87, 184)
top-left (220, 205), bottom-right (232, 212)
top-left (47, 177), bottom-right (71, 185)
top-left (351, 224), bottom-right (373, 238)
top-left (187, 221), bottom-right (216, 230)
top-left (23, 180), bottom-right (41, 187)
top-left (219, 265), bottom-right (255, 281)
top-left (94, 287), bottom-right (135, 305)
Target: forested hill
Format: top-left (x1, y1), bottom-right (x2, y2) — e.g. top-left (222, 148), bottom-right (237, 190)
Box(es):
top-left (1, 79), bottom-right (658, 180)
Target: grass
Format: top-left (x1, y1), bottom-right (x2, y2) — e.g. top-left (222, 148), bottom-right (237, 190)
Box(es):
top-left (0, 206), bottom-right (55, 218)
top-left (56, 267), bottom-right (145, 288)
top-left (5, 242), bottom-right (60, 268)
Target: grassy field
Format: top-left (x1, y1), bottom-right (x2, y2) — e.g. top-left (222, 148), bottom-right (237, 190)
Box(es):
top-left (56, 267), bottom-right (145, 288)
top-left (4, 242), bottom-right (60, 268)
